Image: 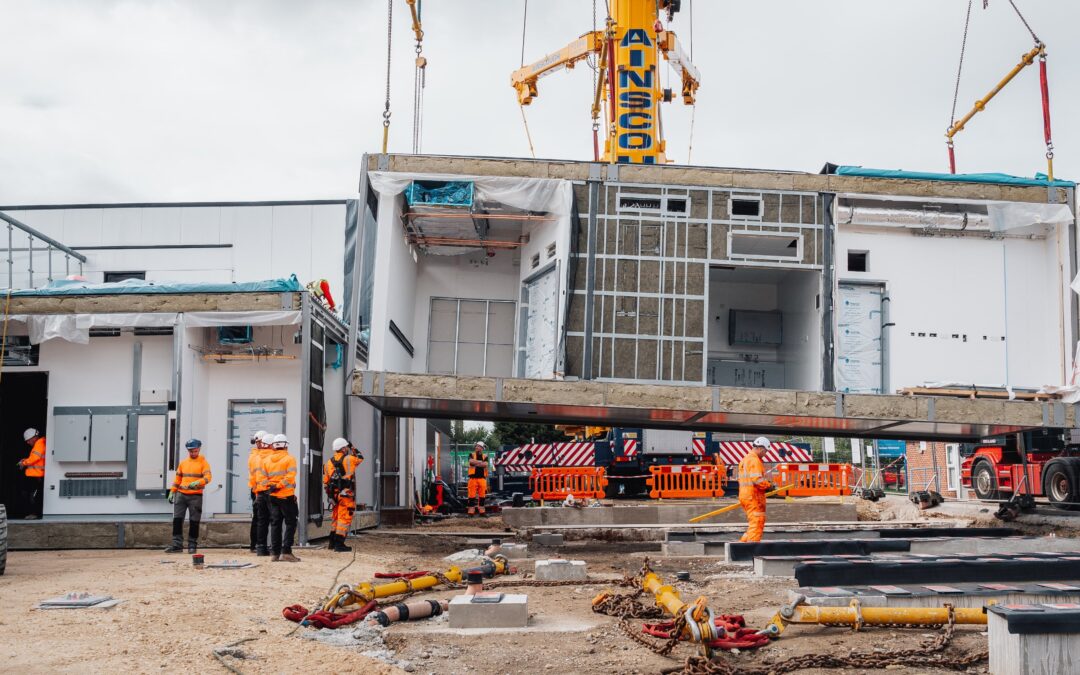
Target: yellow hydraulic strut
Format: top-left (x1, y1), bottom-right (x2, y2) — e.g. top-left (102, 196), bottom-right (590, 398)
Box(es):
top-left (323, 556), bottom-right (510, 611)
top-left (765, 595), bottom-right (988, 637)
top-left (640, 568), bottom-right (718, 657)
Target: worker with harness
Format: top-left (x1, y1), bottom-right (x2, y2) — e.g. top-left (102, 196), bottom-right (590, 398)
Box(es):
top-left (738, 437), bottom-right (775, 543)
top-left (466, 441), bottom-right (489, 516)
top-left (323, 437), bottom-right (363, 552)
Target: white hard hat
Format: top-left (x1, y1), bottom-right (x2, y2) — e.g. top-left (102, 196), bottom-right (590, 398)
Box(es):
top-left (753, 436), bottom-right (771, 449)
top-left (23, 428), bottom-right (39, 441)
top-left (475, 441), bottom-right (487, 449)
top-left (332, 437), bottom-right (350, 452)
top-left (252, 430), bottom-right (267, 443)
top-left (272, 434), bottom-right (289, 447)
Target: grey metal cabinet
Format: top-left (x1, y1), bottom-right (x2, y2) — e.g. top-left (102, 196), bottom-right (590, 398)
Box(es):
top-left (89, 414), bottom-right (128, 462)
top-left (53, 414), bottom-right (91, 462)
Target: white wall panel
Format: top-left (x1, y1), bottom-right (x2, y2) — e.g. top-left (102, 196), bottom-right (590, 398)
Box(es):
top-left (179, 207), bottom-right (223, 245)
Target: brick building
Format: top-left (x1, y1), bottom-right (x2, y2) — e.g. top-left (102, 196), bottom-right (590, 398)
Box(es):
top-left (904, 441), bottom-right (966, 499)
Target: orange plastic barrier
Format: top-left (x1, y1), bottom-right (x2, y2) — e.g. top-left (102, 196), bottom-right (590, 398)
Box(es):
top-left (647, 464), bottom-right (727, 499)
top-left (530, 467), bottom-right (608, 501)
top-left (774, 463), bottom-right (853, 497)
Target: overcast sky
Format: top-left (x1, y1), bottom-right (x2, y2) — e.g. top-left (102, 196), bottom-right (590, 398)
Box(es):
top-left (1, 0), bottom-right (1076, 204)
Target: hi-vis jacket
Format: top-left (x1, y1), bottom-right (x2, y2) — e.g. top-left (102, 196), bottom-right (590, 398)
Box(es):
top-left (172, 456), bottom-right (213, 495)
top-left (262, 450), bottom-right (297, 498)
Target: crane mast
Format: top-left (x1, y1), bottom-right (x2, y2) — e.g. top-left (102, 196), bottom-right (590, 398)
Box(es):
top-left (511, 0), bottom-right (699, 165)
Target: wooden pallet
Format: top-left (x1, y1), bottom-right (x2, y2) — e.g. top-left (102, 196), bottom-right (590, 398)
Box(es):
top-left (898, 386), bottom-right (1057, 401)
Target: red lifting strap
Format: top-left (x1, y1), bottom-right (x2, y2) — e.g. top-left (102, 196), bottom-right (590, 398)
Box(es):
top-left (283, 600), bottom-right (378, 629)
top-left (1039, 57), bottom-right (1052, 145)
top-left (948, 144), bottom-right (957, 175)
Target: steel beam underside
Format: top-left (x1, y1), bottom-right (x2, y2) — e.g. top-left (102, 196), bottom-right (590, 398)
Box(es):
top-left (351, 371), bottom-right (1064, 442)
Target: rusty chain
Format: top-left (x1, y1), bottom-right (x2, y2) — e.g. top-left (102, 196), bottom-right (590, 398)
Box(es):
top-left (661, 612), bottom-right (988, 675)
top-left (592, 588), bottom-right (665, 620)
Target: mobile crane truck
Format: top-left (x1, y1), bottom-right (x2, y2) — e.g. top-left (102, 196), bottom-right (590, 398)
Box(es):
top-left (961, 428), bottom-right (1080, 518)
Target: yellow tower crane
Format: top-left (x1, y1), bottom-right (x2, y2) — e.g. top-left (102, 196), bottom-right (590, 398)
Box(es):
top-left (510, 0), bottom-right (700, 165)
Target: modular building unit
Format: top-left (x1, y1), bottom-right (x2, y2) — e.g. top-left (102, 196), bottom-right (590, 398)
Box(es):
top-left (356, 154), bottom-right (1076, 509)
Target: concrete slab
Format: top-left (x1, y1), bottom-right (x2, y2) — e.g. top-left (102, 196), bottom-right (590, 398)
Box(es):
top-left (502, 502), bottom-right (857, 529)
top-left (449, 593), bottom-right (528, 629)
top-left (533, 533), bottom-right (564, 546)
top-left (796, 582), bottom-right (1080, 609)
top-left (663, 542), bottom-right (706, 556)
top-left (727, 539), bottom-right (910, 563)
top-left (909, 537), bottom-right (1080, 556)
top-left (534, 559), bottom-right (587, 581)
top-left (500, 543), bottom-right (529, 559)
top-left (9, 511), bottom-right (378, 549)
top-left (988, 604), bottom-right (1080, 675)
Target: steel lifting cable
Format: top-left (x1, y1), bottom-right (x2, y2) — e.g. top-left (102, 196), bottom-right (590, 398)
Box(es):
top-left (946, 0), bottom-right (974, 173)
top-left (381, 0), bottom-right (394, 154)
top-left (518, 0), bottom-right (537, 159)
top-left (411, 0), bottom-right (426, 154)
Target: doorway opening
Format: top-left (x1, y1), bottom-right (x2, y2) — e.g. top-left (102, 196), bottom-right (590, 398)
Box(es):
top-left (0, 372), bottom-right (49, 518)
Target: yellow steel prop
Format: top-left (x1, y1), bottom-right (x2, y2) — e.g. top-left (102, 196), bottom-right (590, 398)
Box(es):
top-left (764, 596), bottom-right (988, 637)
top-left (639, 567), bottom-right (718, 657)
top-left (322, 557), bottom-right (510, 612)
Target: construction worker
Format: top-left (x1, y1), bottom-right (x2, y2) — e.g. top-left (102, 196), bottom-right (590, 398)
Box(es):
top-left (323, 437), bottom-right (363, 552)
top-left (166, 439), bottom-right (213, 553)
top-left (737, 437), bottom-right (775, 543)
top-left (248, 430), bottom-right (272, 555)
top-left (264, 433), bottom-right (300, 562)
top-left (466, 441), bottom-right (488, 516)
top-left (18, 428), bottom-right (46, 519)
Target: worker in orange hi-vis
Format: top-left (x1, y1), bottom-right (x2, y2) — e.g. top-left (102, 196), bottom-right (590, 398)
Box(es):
top-left (18, 428), bottom-right (46, 519)
top-left (466, 441), bottom-right (489, 516)
top-left (323, 437), bottom-right (363, 553)
top-left (737, 437), bottom-right (775, 543)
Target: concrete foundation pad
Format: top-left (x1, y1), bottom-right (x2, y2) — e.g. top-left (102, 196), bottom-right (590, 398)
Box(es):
top-left (663, 541), bottom-right (706, 556)
top-left (500, 543), bottom-right (529, 559)
top-left (534, 559), bottom-right (587, 581)
top-left (908, 537), bottom-right (1080, 556)
top-left (411, 613), bottom-right (598, 635)
top-left (795, 581), bottom-right (1080, 609)
top-left (449, 593), bottom-right (528, 629)
top-left (989, 604), bottom-right (1080, 675)
top-left (727, 539), bottom-right (910, 563)
top-left (532, 533), bottom-right (564, 546)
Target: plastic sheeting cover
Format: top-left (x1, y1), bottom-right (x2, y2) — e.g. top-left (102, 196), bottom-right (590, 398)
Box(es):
top-left (404, 181), bottom-right (474, 207)
top-left (987, 202), bottom-right (1074, 232)
top-left (835, 284), bottom-right (883, 394)
top-left (369, 172), bottom-right (574, 216)
top-left (836, 165), bottom-right (1075, 188)
top-left (11, 275), bottom-right (302, 296)
top-left (9, 310), bottom-right (301, 344)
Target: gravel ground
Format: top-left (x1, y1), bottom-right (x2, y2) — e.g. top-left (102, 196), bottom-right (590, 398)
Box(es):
top-left (0, 527), bottom-right (992, 675)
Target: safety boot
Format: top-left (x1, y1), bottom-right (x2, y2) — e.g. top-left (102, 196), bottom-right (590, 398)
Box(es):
top-left (279, 552), bottom-right (301, 562)
top-left (332, 535), bottom-right (352, 553)
top-left (164, 537), bottom-right (184, 553)
top-left (271, 553), bottom-right (281, 562)
top-left (325, 533), bottom-right (338, 550)
top-left (187, 540), bottom-right (198, 554)
top-left (256, 547), bottom-right (271, 557)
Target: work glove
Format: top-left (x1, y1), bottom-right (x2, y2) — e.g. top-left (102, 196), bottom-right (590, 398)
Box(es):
top-left (167, 491), bottom-right (175, 504)
top-left (186, 481), bottom-right (200, 490)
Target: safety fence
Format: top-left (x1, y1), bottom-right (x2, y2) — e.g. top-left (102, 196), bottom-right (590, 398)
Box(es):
top-left (646, 464), bottom-right (727, 499)
top-left (530, 466), bottom-right (608, 501)
top-left (774, 463), bottom-right (853, 497)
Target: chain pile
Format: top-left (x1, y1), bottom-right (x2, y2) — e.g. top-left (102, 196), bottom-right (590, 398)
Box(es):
top-left (661, 617), bottom-right (988, 675)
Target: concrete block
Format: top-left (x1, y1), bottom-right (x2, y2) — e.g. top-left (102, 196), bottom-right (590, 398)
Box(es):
top-left (501, 508), bottom-right (542, 528)
top-left (501, 543), bottom-right (529, 559)
top-left (988, 605), bottom-right (1080, 675)
top-left (449, 593), bottom-right (529, 629)
top-left (662, 541), bottom-right (706, 556)
top-left (533, 533), bottom-right (564, 546)
top-left (534, 559), bottom-right (587, 581)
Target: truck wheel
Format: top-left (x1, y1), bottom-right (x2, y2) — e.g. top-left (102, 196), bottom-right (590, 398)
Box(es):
top-left (0, 504), bottom-right (7, 576)
top-left (971, 461), bottom-right (1000, 501)
top-left (1042, 462), bottom-right (1077, 511)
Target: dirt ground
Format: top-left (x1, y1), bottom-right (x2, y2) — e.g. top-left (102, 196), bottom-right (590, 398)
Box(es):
top-left (0, 528), bottom-right (991, 675)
